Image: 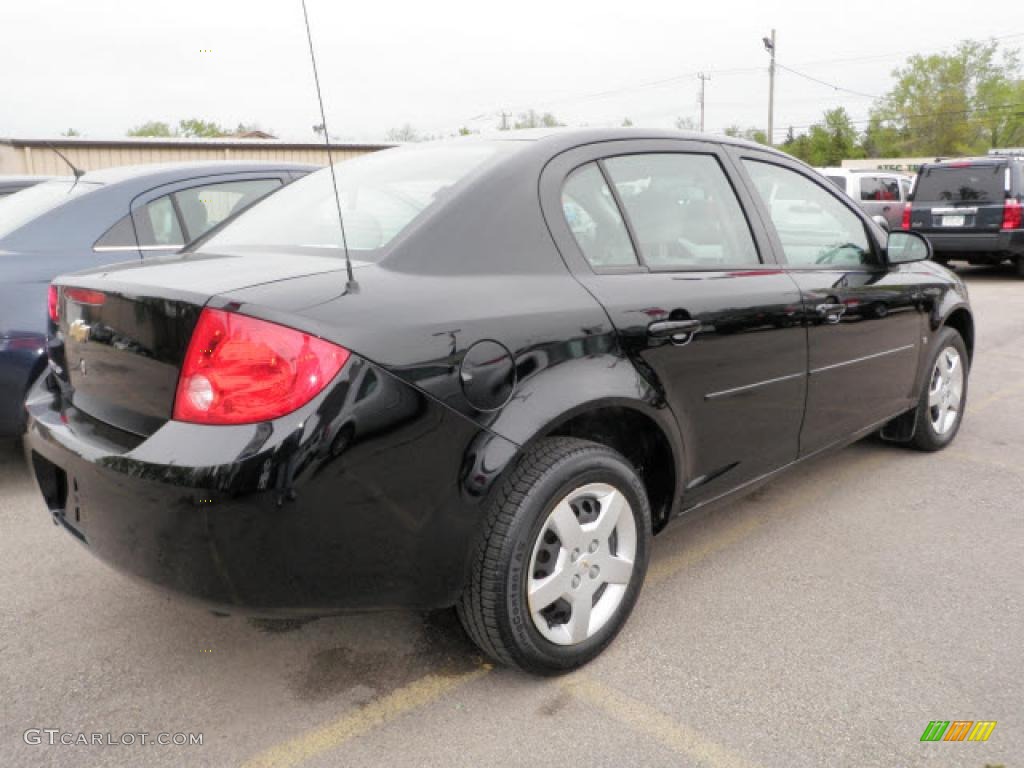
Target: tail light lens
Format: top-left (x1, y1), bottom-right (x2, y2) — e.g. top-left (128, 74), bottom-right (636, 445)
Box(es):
top-left (47, 284), bottom-right (60, 324)
top-left (1002, 199), bottom-right (1022, 230)
top-left (901, 203), bottom-right (912, 230)
top-left (173, 308), bottom-right (350, 425)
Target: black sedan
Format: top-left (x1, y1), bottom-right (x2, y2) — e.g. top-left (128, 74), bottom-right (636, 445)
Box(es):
top-left (25, 130), bottom-right (972, 674)
top-left (0, 161), bottom-right (316, 437)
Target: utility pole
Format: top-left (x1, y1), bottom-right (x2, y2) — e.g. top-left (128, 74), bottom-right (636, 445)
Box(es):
top-left (697, 73), bottom-right (711, 133)
top-left (763, 29), bottom-right (776, 146)
top-left (499, 111), bottom-right (511, 131)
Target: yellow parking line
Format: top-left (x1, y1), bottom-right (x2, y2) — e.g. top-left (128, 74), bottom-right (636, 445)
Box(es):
top-left (561, 675), bottom-right (760, 768)
top-left (240, 668), bottom-right (490, 768)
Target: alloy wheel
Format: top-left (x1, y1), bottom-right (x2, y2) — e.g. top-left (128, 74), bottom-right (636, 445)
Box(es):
top-left (928, 347), bottom-right (964, 435)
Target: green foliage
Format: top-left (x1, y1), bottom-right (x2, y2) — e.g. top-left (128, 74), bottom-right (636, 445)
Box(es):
top-left (724, 125), bottom-right (768, 145)
top-left (127, 120), bottom-right (174, 137)
top-left (385, 123), bottom-right (421, 142)
top-left (870, 39), bottom-right (1024, 156)
top-left (60, 128), bottom-right (80, 137)
top-left (675, 116), bottom-right (697, 131)
top-left (177, 118), bottom-right (228, 138)
top-left (782, 108), bottom-right (864, 165)
top-left (511, 110), bottom-right (564, 129)
top-left (621, 117), bottom-right (634, 127)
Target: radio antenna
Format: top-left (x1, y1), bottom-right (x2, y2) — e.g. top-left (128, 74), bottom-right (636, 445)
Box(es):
top-left (301, 0), bottom-right (357, 293)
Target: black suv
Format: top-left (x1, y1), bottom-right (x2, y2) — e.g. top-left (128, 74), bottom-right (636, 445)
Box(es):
top-left (904, 153), bottom-right (1024, 276)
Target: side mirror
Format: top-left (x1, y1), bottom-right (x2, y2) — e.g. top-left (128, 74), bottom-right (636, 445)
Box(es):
top-left (871, 215), bottom-right (890, 232)
top-left (886, 230), bottom-right (931, 265)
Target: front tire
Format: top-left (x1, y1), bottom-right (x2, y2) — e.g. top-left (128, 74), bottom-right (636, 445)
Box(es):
top-left (908, 327), bottom-right (969, 451)
top-left (457, 437), bottom-right (652, 674)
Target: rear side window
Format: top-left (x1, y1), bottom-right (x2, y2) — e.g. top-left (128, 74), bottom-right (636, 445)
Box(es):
top-left (859, 176), bottom-right (899, 202)
top-left (561, 163), bottom-right (637, 268)
top-left (603, 153), bottom-right (760, 269)
top-left (173, 178), bottom-right (281, 240)
top-left (141, 196), bottom-right (184, 247)
top-left (914, 164), bottom-right (1005, 203)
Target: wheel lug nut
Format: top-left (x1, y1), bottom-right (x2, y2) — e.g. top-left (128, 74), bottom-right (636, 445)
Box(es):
top-left (589, 565), bottom-right (600, 579)
top-left (571, 574), bottom-right (582, 589)
top-left (588, 540), bottom-right (599, 553)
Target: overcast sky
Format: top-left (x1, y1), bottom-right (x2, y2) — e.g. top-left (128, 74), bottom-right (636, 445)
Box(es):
top-left (1, 1), bottom-right (1020, 143)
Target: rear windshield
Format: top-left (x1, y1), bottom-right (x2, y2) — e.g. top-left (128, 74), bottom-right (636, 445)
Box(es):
top-left (196, 142), bottom-right (519, 259)
top-left (914, 164), bottom-right (1006, 203)
top-left (0, 180), bottom-right (101, 240)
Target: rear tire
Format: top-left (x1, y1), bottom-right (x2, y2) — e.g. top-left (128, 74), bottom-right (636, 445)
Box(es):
top-left (457, 437), bottom-right (652, 674)
top-left (908, 327), bottom-right (969, 452)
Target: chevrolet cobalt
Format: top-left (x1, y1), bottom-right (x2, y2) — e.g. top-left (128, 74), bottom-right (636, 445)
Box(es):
top-left (25, 130), bottom-right (973, 674)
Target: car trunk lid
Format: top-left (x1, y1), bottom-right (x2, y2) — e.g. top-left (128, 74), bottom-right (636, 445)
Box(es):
top-left (50, 251), bottom-right (351, 436)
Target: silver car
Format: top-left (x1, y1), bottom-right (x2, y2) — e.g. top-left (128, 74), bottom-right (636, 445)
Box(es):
top-left (819, 168), bottom-right (913, 231)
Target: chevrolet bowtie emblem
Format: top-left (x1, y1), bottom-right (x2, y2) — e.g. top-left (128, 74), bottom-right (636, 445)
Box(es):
top-left (68, 319), bottom-right (91, 343)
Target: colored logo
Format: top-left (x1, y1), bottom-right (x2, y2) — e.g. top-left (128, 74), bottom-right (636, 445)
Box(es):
top-left (920, 721), bottom-right (997, 742)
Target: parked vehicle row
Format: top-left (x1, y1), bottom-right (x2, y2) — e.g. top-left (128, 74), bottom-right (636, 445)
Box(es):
top-left (22, 130), bottom-right (973, 674)
top-left (0, 162), bottom-right (315, 436)
top-left (819, 167), bottom-right (913, 231)
top-left (902, 154), bottom-right (1024, 277)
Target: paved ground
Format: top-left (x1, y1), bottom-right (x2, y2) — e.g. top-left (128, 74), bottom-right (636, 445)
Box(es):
top-left (1, 266), bottom-right (1020, 768)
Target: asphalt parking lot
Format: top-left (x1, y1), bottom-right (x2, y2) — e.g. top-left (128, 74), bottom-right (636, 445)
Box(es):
top-left (1, 265), bottom-right (1020, 768)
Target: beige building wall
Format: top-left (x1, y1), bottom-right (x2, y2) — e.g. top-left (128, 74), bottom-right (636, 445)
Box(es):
top-left (0, 138), bottom-right (392, 176)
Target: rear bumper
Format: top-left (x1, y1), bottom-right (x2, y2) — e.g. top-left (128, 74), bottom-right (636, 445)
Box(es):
top-left (23, 360), bottom-right (518, 615)
top-left (920, 230), bottom-right (1023, 255)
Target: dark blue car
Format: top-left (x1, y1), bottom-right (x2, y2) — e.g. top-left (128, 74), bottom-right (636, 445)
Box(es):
top-left (0, 161), bottom-right (315, 436)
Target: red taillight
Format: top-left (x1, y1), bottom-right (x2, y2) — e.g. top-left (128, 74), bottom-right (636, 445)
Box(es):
top-left (1002, 199), bottom-right (1022, 230)
top-left (901, 203), bottom-right (912, 230)
top-left (172, 308), bottom-right (350, 425)
top-left (48, 284), bottom-right (60, 324)
top-left (64, 287), bottom-right (106, 306)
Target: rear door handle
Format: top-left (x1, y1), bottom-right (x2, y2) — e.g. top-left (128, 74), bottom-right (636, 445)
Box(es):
top-left (648, 319), bottom-right (702, 342)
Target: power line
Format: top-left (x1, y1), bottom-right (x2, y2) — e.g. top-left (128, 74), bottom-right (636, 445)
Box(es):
top-left (775, 63), bottom-right (878, 100)
top-left (777, 101), bottom-right (1024, 134)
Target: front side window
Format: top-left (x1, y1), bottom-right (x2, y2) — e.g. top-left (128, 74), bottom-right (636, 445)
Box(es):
top-left (743, 160), bottom-right (874, 268)
top-left (859, 176), bottom-right (899, 202)
top-left (561, 163), bottom-right (637, 268)
top-left (603, 153), bottom-right (760, 269)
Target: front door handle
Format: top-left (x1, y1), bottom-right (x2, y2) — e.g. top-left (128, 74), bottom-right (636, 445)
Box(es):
top-left (816, 302), bottom-right (847, 323)
top-left (648, 319), bottom-right (702, 342)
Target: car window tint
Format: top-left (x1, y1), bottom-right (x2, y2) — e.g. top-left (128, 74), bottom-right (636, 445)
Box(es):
top-left (561, 163), bottom-right (637, 268)
top-left (859, 176), bottom-right (899, 202)
top-left (743, 160), bottom-right (874, 268)
top-left (173, 179), bottom-right (281, 241)
top-left (914, 164), bottom-right (1004, 202)
top-left (603, 154), bottom-right (759, 269)
top-left (139, 196), bottom-right (184, 247)
top-left (94, 214), bottom-right (137, 249)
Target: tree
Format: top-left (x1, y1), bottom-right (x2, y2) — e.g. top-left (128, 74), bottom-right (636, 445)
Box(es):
top-left (127, 120), bottom-right (174, 137)
top-left (724, 125), bottom-right (768, 145)
top-left (60, 128), bottom-right (80, 137)
top-left (621, 117), bottom-right (634, 127)
top-left (870, 39), bottom-right (1023, 156)
top-left (385, 123), bottom-right (421, 142)
top-left (177, 118), bottom-right (228, 138)
top-left (674, 116), bottom-right (697, 131)
top-left (511, 110), bottom-right (564, 130)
